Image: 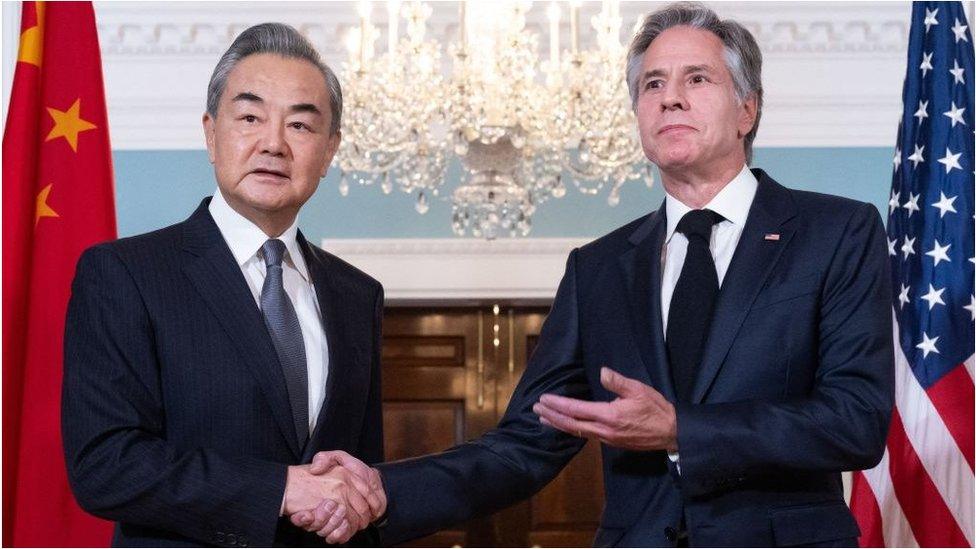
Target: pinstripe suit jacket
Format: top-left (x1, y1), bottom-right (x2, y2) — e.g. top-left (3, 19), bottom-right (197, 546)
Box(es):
top-left (62, 198), bottom-right (384, 547)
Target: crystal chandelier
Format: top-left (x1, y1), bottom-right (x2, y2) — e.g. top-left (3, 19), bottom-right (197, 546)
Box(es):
top-left (336, 1), bottom-right (653, 239)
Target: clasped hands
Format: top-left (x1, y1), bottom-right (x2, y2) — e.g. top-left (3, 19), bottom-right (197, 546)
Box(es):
top-left (281, 451), bottom-right (386, 544)
top-left (279, 368), bottom-right (673, 544)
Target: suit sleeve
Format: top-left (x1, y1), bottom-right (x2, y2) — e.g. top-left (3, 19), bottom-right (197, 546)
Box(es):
top-left (376, 250), bottom-right (589, 545)
top-left (62, 246), bottom-right (288, 547)
top-left (675, 202), bottom-right (895, 497)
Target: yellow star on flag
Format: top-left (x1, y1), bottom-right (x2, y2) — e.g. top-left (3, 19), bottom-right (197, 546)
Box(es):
top-left (46, 98), bottom-right (97, 152)
top-left (35, 184), bottom-right (59, 225)
top-left (17, 2), bottom-right (44, 67)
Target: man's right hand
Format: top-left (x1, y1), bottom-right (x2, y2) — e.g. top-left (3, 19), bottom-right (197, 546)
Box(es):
top-left (282, 451), bottom-right (386, 544)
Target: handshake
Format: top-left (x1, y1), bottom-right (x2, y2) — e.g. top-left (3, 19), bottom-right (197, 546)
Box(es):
top-left (280, 451), bottom-right (387, 544)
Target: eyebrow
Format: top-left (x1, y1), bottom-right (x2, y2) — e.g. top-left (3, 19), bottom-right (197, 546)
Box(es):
top-left (641, 64), bottom-right (718, 83)
top-left (231, 92), bottom-right (322, 115)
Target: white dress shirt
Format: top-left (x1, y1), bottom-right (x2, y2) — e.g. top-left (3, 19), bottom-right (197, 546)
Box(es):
top-left (209, 189), bottom-right (329, 433)
top-left (661, 165), bottom-right (759, 332)
top-left (661, 165), bottom-right (758, 469)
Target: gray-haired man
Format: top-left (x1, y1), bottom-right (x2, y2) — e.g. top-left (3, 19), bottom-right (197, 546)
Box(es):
top-left (298, 2), bottom-right (893, 546)
top-left (62, 23), bottom-right (387, 547)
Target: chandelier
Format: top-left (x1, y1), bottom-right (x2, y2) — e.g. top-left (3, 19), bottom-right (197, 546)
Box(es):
top-left (336, 1), bottom-right (653, 239)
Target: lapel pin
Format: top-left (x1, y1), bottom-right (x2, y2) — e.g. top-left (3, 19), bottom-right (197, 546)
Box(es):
top-left (764, 233), bottom-right (780, 241)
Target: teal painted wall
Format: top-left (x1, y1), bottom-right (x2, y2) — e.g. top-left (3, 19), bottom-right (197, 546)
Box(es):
top-left (113, 147), bottom-right (894, 240)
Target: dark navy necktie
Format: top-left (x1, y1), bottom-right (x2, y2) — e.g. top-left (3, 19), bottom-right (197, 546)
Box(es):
top-left (667, 209), bottom-right (725, 403)
top-left (260, 239), bottom-right (309, 446)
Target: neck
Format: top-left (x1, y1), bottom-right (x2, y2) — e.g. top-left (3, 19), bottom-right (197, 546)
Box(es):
top-left (660, 161), bottom-right (746, 209)
top-left (225, 197), bottom-right (297, 239)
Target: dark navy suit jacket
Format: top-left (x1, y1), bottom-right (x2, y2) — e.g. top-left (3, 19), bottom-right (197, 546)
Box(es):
top-left (377, 170), bottom-right (894, 547)
top-left (62, 199), bottom-right (385, 547)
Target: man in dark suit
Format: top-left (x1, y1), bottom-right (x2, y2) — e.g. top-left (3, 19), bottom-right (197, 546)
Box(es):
top-left (62, 23), bottom-right (386, 547)
top-left (294, 3), bottom-right (894, 547)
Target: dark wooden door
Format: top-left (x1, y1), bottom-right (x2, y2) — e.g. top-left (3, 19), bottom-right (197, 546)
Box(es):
top-left (381, 306), bottom-right (604, 547)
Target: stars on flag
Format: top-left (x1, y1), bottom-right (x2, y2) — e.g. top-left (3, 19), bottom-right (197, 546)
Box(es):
top-left (889, 189), bottom-right (901, 214)
top-left (920, 51), bottom-right (934, 77)
top-left (951, 18), bottom-right (969, 43)
top-left (901, 236), bottom-right (917, 259)
top-left (943, 102), bottom-right (966, 127)
top-left (898, 284), bottom-right (911, 309)
top-left (888, 237), bottom-right (898, 257)
top-left (914, 100), bottom-right (929, 123)
top-left (908, 144), bottom-right (925, 168)
top-left (45, 98), bottom-right (97, 152)
top-left (920, 284), bottom-right (946, 310)
top-left (924, 7), bottom-right (939, 33)
top-left (34, 184), bottom-right (59, 225)
top-left (925, 240), bottom-right (951, 266)
top-left (893, 147), bottom-right (902, 171)
top-left (931, 191), bottom-right (958, 217)
top-left (949, 59), bottom-right (965, 85)
top-left (937, 147), bottom-right (962, 173)
top-left (903, 192), bottom-right (921, 217)
top-left (915, 332), bottom-right (940, 358)
top-left (965, 295), bottom-right (976, 321)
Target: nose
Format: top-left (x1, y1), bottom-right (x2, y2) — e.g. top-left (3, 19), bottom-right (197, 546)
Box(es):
top-left (660, 80), bottom-right (688, 112)
top-left (259, 118), bottom-right (288, 157)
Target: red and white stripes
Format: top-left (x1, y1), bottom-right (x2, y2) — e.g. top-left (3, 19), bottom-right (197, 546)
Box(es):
top-left (851, 315), bottom-right (974, 547)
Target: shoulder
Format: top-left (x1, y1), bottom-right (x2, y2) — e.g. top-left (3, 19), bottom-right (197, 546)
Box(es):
top-left (77, 219), bottom-right (186, 276)
top-left (756, 170), bottom-right (882, 233)
top-left (305, 241), bottom-right (383, 296)
top-left (789, 188), bottom-right (878, 222)
top-left (575, 213), bottom-right (655, 265)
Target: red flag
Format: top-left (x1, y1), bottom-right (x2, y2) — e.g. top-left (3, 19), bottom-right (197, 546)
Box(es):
top-left (3, 2), bottom-right (116, 545)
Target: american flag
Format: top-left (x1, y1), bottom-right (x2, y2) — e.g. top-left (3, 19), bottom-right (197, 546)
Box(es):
top-left (849, 2), bottom-right (974, 547)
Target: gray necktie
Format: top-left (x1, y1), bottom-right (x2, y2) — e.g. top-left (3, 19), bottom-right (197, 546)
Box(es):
top-left (260, 239), bottom-right (309, 446)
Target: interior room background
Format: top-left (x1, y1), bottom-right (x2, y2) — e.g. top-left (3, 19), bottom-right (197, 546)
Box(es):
top-left (1, 2), bottom-right (935, 546)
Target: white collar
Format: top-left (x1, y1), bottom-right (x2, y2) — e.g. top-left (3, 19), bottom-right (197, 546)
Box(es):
top-left (664, 165), bottom-right (758, 242)
top-left (208, 188), bottom-right (310, 282)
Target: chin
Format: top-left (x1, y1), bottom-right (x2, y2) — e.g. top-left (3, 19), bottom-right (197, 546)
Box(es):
top-left (238, 189), bottom-right (292, 213)
top-left (652, 147), bottom-right (699, 171)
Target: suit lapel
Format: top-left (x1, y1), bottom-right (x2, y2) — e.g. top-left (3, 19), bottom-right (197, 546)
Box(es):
top-left (298, 234), bottom-right (362, 461)
top-left (618, 204), bottom-right (677, 402)
top-left (690, 171), bottom-right (798, 403)
top-left (181, 199), bottom-right (302, 458)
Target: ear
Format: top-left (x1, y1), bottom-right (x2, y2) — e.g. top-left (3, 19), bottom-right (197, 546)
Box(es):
top-left (737, 94), bottom-right (758, 139)
top-left (202, 112), bottom-right (217, 164)
top-left (321, 130), bottom-right (342, 178)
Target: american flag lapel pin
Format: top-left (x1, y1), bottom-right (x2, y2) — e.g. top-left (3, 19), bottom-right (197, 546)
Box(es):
top-left (764, 233), bottom-right (780, 241)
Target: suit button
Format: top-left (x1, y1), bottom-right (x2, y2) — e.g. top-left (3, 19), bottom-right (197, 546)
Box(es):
top-left (227, 533), bottom-right (237, 545)
top-left (664, 526), bottom-right (677, 542)
top-left (239, 536), bottom-right (248, 547)
top-left (216, 532), bottom-right (225, 544)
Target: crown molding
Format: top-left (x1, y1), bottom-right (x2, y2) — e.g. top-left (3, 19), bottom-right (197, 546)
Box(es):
top-left (321, 237), bottom-right (589, 302)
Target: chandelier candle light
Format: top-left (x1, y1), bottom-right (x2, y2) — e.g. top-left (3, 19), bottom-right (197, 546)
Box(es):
top-left (337, 1), bottom-right (653, 239)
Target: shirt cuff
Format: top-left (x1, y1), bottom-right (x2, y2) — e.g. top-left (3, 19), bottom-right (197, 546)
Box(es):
top-left (667, 450), bottom-right (681, 475)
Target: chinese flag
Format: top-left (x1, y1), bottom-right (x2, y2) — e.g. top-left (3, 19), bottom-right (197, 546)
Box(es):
top-left (3, 2), bottom-right (116, 546)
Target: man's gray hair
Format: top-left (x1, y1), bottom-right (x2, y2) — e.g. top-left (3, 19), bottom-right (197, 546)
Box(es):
top-left (207, 22), bottom-right (343, 135)
top-left (626, 2), bottom-right (762, 163)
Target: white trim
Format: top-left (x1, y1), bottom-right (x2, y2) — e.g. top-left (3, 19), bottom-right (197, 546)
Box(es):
top-left (320, 238), bottom-right (591, 303)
